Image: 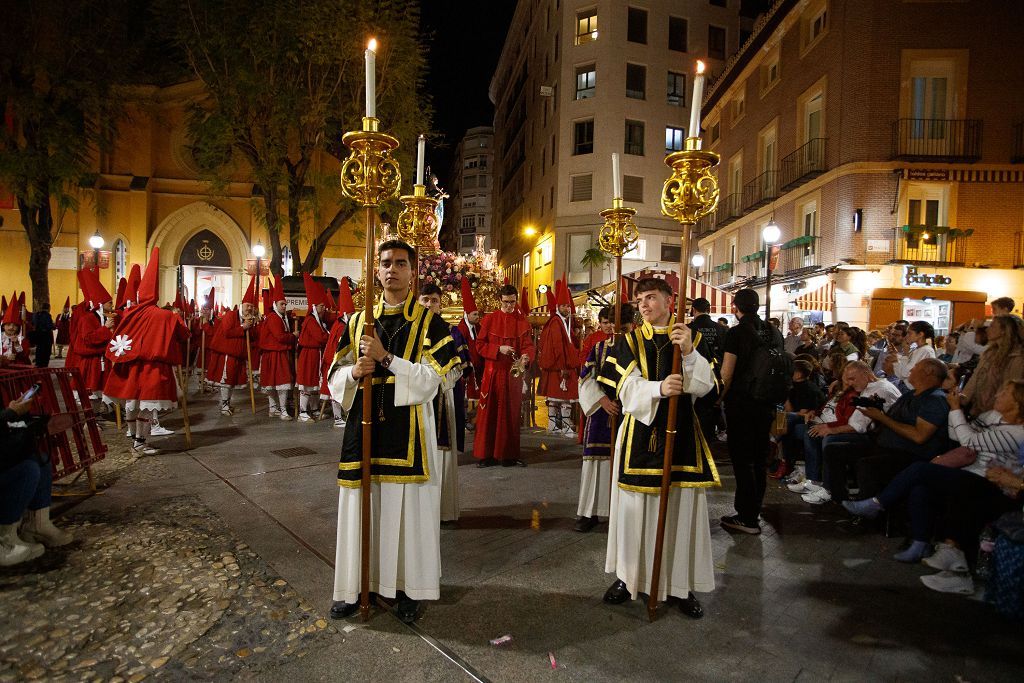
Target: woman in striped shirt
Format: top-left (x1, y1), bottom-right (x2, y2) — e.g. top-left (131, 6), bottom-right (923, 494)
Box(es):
top-left (843, 379), bottom-right (1024, 592)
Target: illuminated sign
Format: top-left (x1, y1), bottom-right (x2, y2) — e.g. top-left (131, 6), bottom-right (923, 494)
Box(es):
top-left (904, 266), bottom-right (951, 287)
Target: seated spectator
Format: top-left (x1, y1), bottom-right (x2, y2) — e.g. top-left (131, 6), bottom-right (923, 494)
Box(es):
top-left (770, 360), bottom-right (827, 480)
top-left (866, 330), bottom-right (885, 365)
top-left (784, 317), bottom-right (805, 355)
top-left (783, 376), bottom-right (857, 497)
top-left (849, 358), bottom-right (951, 501)
top-left (793, 328), bottom-right (821, 357)
top-left (795, 353), bottom-right (828, 392)
top-left (952, 319), bottom-right (988, 365)
top-left (2, 392), bottom-right (74, 566)
top-left (874, 324), bottom-right (906, 382)
top-left (962, 315), bottom-right (1024, 419)
top-left (843, 380), bottom-right (1024, 589)
top-left (991, 296), bottom-right (1015, 317)
top-left (938, 332), bottom-right (958, 363)
top-left (818, 324), bottom-right (835, 354)
top-left (886, 320), bottom-right (937, 391)
top-left (824, 349), bottom-right (849, 388)
top-left (788, 362), bottom-right (902, 504)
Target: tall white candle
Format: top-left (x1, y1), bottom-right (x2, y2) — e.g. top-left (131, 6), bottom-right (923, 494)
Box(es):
top-left (365, 38), bottom-right (377, 119)
top-left (416, 135), bottom-right (426, 186)
top-left (611, 153), bottom-right (621, 199)
top-left (687, 60), bottom-right (706, 140)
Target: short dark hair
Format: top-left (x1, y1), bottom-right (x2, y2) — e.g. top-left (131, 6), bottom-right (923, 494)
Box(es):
top-left (419, 283), bottom-right (443, 298)
top-left (733, 288), bottom-right (759, 315)
top-left (908, 320), bottom-right (935, 340)
top-left (378, 239), bottom-right (416, 263)
top-left (992, 296), bottom-right (1015, 311)
top-left (793, 360), bottom-right (813, 378)
top-left (691, 297), bottom-right (711, 313)
top-left (896, 319), bottom-right (909, 326)
top-left (635, 277), bottom-right (673, 297)
top-left (717, 317), bottom-right (728, 325)
top-left (599, 304), bottom-right (635, 324)
top-left (498, 284), bottom-right (519, 299)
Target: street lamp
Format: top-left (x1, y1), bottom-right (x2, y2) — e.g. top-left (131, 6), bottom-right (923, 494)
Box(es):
top-left (88, 230), bottom-right (104, 272)
top-left (522, 225), bottom-right (537, 238)
top-left (762, 220), bottom-right (781, 319)
top-left (252, 242), bottom-right (266, 311)
top-left (691, 253), bottom-right (705, 280)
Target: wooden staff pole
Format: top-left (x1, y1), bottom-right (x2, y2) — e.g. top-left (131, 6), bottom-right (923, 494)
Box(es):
top-left (359, 205), bottom-right (377, 621)
top-left (175, 366), bottom-right (193, 449)
top-left (293, 317), bottom-right (301, 419)
top-left (245, 328), bottom-right (256, 414)
top-left (646, 223), bottom-right (693, 622)
top-left (200, 328), bottom-right (206, 392)
top-left (608, 255), bottom-right (622, 505)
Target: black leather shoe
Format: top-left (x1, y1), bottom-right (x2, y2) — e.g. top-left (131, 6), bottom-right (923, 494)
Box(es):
top-left (395, 597), bottom-right (420, 623)
top-left (501, 459), bottom-right (527, 467)
top-left (329, 600), bottom-right (358, 619)
top-left (574, 516), bottom-right (599, 533)
top-left (477, 458), bottom-right (497, 468)
top-left (678, 592), bottom-right (704, 619)
top-left (603, 579), bottom-right (630, 604)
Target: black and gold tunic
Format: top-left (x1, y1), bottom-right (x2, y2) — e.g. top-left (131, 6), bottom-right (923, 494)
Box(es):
top-left (331, 293), bottom-right (459, 487)
top-left (596, 317), bottom-right (720, 494)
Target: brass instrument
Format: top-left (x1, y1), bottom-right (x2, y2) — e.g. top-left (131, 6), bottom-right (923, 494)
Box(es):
top-left (509, 350), bottom-right (528, 379)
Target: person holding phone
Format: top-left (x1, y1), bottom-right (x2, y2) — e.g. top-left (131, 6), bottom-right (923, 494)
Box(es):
top-left (1, 388), bottom-right (74, 566)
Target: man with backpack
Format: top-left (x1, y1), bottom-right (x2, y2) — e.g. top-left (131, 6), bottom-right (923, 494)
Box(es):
top-left (719, 288), bottom-right (790, 534)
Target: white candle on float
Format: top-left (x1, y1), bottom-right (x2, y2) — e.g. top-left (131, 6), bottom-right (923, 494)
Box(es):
top-left (416, 135), bottom-right (426, 186)
top-left (687, 60), bottom-right (706, 140)
top-left (365, 38), bottom-right (378, 118)
top-left (611, 153), bottom-right (621, 199)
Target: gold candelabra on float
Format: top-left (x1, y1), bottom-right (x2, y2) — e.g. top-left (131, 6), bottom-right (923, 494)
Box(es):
top-left (396, 183), bottom-right (440, 296)
top-left (339, 115), bottom-right (402, 622)
top-left (646, 136), bottom-right (720, 624)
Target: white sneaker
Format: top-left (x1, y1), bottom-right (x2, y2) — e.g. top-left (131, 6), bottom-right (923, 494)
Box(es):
top-left (801, 488), bottom-right (832, 505)
top-left (0, 524), bottom-right (44, 566)
top-left (920, 570), bottom-right (974, 595)
top-left (20, 507), bottom-right (73, 547)
top-left (126, 430), bottom-right (135, 439)
top-left (132, 440), bottom-right (159, 456)
top-left (269, 407), bottom-right (281, 417)
top-left (716, 431), bottom-right (729, 442)
top-left (279, 412), bottom-right (294, 421)
top-left (783, 466), bottom-right (806, 486)
top-left (298, 412), bottom-right (313, 423)
top-left (150, 425), bottom-right (173, 437)
top-left (333, 419), bottom-right (346, 428)
top-left (788, 480), bottom-right (822, 494)
top-left (220, 403), bottom-right (234, 416)
top-left (923, 544), bottom-right (969, 573)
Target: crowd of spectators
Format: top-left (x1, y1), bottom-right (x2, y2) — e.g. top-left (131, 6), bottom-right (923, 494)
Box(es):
top-left (721, 295), bottom-right (1024, 617)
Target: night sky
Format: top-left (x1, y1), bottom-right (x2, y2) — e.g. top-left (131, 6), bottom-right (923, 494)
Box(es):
top-left (421, 0), bottom-right (517, 182)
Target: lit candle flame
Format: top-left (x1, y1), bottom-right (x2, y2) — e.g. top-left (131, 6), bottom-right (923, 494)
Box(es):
top-left (696, 60), bottom-right (706, 75)
top-left (367, 38), bottom-right (378, 52)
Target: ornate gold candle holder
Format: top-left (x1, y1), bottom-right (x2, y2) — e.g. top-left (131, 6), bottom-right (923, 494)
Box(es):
top-left (340, 117), bottom-right (402, 207)
top-left (599, 197), bottom-right (640, 258)
top-left (660, 137), bottom-right (720, 226)
top-left (396, 184), bottom-right (440, 254)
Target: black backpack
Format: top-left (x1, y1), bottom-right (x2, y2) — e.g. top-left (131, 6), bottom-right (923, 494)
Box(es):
top-left (747, 323), bottom-right (793, 404)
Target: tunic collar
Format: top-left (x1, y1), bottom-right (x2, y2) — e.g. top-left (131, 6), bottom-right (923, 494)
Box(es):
top-left (640, 315), bottom-right (676, 339)
top-left (374, 291), bottom-right (417, 320)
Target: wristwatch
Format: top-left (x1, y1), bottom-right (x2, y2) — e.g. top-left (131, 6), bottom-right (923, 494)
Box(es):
top-left (380, 353), bottom-right (394, 370)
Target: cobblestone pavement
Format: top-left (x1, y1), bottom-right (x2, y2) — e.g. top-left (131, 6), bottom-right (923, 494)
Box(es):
top-left (0, 495), bottom-right (334, 681)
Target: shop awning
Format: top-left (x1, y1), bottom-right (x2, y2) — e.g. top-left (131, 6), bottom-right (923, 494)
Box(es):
top-left (685, 277), bottom-right (734, 315)
top-left (794, 280), bottom-right (835, 312)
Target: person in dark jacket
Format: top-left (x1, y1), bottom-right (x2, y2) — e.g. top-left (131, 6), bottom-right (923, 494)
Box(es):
top-left (31, 303), bottom-right (55, 368)
top-left (688, 297), bottom-right (724, 443)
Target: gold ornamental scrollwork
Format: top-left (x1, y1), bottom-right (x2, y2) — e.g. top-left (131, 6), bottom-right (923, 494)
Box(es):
top-left (660, 144), bottom-right (721, 227)
top-left (340, 117), bottom-right (402, 207)
top-left (396, 185), bottom-right (440, 254)
top-left (598, 198), bottom-right (640, 258)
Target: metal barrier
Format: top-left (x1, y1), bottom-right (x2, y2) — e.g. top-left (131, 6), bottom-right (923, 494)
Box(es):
top-left (0, 364), bottom-right (107, 491)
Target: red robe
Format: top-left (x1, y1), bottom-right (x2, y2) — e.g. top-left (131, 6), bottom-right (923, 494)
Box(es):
top-left (577, 330), bottom-right (612, 443)
top-left (259, 311), bottom-right (295, 389)
top-left (472, 311), bottom-right (535, 461)
top-left (457, 317), bottom-right (483, 400)
top-left (55, 312), bottom-right (71, 346)
top-left (103, 305), bottom-right (190, 403)
top-left (206, 310), bottom-right (250, 387)
top-left (1, 333), bottom-right (31, 365)
top-left (296, 312), bottom-right (328, 389)
top-left (64, 303), bottom-right (89, 373)
top-left (537, 314), bottom-right (580, 400)
top-left (76, 311), bottom-right (113, 391)
top-left (320, 317), bottom-right (346, 399)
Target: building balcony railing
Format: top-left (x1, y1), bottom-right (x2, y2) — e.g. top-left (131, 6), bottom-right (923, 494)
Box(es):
top-left (694, 212), bottom-right (717, 237)
top-left (892, 119), bottom-right (982, 162)
top-left (715, 193), bottom-right (744, 228)
top-left (743, 170), bottom-right (779, 211)
top-left (888, 225), bottom-right (971, 267)
top-left (779, 236), bottom-right (820, 273)
top-left (1015, 232), bottom-right (1024, 268)
top-left (1012, 122), bottom-right (1024, 164)
top-left (780, 138), bottom-right (828, 190)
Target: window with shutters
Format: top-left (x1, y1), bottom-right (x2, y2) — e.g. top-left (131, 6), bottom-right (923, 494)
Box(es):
top-left (668, 16), bottom-right (687, 52)
top-left (570, 174), bottom-right (593, 202)
top-left (627, 7), bottom-right (647, 44)
top-left (625, 63), bottom-right (646, 99)
top-left (623, 175), bottom-right (643, 203)
top-left (624, 120), bottom-right (645, 156)
top-left (573, 119), bottom-right (594, 155)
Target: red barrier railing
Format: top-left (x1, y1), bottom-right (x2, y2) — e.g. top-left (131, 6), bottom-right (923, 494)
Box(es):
top-left (0, 364), bottom-right (107, 489)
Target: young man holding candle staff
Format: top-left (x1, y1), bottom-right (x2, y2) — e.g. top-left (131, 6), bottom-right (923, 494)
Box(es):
top-left (598, 278), bottom-right (717, 618)
top-left (327, 240), bottom-right (459, 624)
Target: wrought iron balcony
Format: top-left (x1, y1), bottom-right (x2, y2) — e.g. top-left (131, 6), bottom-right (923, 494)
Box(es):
top-left (1013, 123), bottom-right (1024, 164)
top-left (716, 193), bottom-right (744, 228)
top-left (779, 236), bottom-right (820, 273)
top-left (888, 225), bottom-right (971, 266)
top-left (743, 170), bottom-right (779, 211)
top-left (892, 119), bottom-right (982, 162)
top-left (780, 138), bottom-right (828, 190)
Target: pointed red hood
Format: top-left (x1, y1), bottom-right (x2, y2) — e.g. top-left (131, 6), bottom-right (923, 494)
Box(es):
top-left (2, 296), bottom-right (21, 325)
top-left (115, 278), bottom-right (128, 309)
top-left (63, 296), bottom-right (70, 312)
top-left (302, 273), bottom-right (326, 308)
top-left (270, 275), bottom-right (286, 304)
top-left (556, 275), bottom-right (573, 307)
top-left (337, 277), bottom-right (356, 316)
top-left (136, 248), bottom-right (161, 307)
top-left (241, 274), bottom-right (258, 307)
top-left (460, 276), bottom-right (477, 314)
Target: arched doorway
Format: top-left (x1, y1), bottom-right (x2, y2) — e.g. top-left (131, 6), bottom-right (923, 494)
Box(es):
top-left (148, 202), bottom-right (251, 307)
top-left (179, 229), bottom-right (233, 309)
